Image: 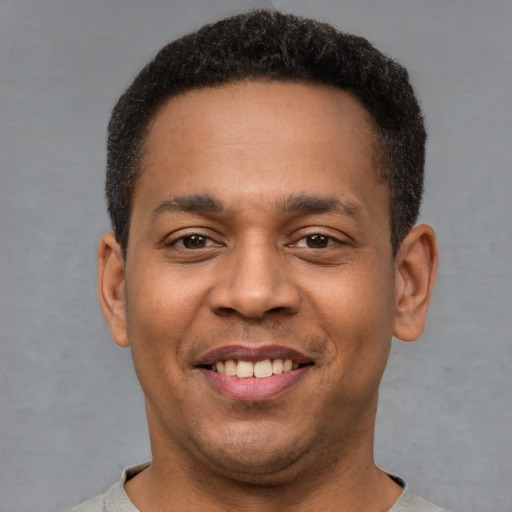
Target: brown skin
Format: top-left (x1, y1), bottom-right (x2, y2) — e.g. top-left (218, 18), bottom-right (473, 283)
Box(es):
top-left (98, 81), bottom-right (438, 511)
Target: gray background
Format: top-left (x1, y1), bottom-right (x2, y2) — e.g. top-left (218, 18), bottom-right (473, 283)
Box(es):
top-left (1, 1), bottom-right (510, 511)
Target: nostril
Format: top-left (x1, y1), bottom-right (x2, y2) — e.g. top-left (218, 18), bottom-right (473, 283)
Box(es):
top-left (267, 306), bottom-right (294, 315)
top-left (213, 306), bottom-right (242, 318)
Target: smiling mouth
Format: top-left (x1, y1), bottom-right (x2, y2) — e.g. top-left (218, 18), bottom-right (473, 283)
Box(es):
top-left (197, 346), bottom-right (315, 400)
top-left (200, 359), bottom-right (314, 379)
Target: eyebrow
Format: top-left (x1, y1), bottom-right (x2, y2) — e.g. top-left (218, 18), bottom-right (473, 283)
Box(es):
top-left (151, 194), bottom-right (224, 217)
top-left (151, 193), bottom-right (364, 220)
top-left (281, 194), bottom-right (365, 219)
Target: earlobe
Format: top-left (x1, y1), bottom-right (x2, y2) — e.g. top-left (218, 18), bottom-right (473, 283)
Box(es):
top-left (97, 232), bottom-right (129, 347)
top-left (393, 224), bottom-right (438, 342)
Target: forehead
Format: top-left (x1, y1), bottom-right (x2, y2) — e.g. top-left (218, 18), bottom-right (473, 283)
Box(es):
top-left (135, 80), bottom-right (385, 219)
top-left (144, 80), bottom-right (377, 161)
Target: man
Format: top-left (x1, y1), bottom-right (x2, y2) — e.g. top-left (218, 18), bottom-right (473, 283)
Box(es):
top-left (71, 10), bottom-right (446, 512)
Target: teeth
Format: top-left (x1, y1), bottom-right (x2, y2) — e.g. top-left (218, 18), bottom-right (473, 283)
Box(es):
top-left (254, 359), bottom-right (273, 378)
top-left (224, 359), bottom-right (237, 376)
top-left (236, 360), bottom-right (254, 378)
top-left (214, 358), bottom-right (299, 378)
top-left (272, 359), bottom-right (283, 375)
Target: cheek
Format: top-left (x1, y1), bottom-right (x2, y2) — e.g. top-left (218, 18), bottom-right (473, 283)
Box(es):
top-left (125, 265), bottom-right (208, 370)
top-left (129, 263), bottom-right (205, 324)
top-left (124, 271), bottom-right (202, 419)
top-left (310, 260), bottom-right (396, 375)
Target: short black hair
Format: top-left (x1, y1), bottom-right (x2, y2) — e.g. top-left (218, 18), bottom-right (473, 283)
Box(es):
top-left (107, 9), bottom-right (426, 257)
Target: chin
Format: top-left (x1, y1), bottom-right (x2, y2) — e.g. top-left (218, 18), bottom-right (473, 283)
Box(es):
top-left (195, 428), bottom-right (314, 484)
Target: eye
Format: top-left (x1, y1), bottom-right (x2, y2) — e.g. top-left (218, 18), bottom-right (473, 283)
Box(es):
top-left (173, 234), bottom-right (213, 249)
top-left (306, 234), bottom-right (331, 248)
top-left (295, 234), bottom-right (337, 249)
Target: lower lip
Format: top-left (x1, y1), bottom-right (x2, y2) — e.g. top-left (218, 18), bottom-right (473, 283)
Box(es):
top-left (199, 366), bottom-right (311, 401)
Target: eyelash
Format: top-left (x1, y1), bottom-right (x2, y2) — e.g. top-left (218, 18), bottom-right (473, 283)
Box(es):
top-left (291, 233), bottom-right (344, 249)
top-left (169, 234), bottom-right (220, 249)
top-left (167, 232), bottom-right (345, 250)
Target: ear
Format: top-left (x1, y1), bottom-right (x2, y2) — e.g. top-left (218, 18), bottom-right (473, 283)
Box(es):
top-left (97, 232), bottom-right (129, 347)
top-left (393, 224), bottom-right (438, 342)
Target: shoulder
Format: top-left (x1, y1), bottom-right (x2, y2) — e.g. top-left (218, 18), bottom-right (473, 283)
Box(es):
top-left (66, 481), bottom-right (133, 512)
top-left (390, 487), bottom-right (451, 512)
top-left (67, 493), bottom-right (105, 512)
top-left (385, 473), bottom-right (451, 512)
top-left (66, 462), bottom-right (150, 512)
top-left (66, 480), bottom-right (128, 512)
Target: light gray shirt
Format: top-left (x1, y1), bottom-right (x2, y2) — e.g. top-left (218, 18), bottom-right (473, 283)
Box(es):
top-left (68, 462), bottom-right (450, 512)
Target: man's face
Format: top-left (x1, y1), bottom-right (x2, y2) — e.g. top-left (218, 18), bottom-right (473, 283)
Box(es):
top-left (121, 81), bottom-right (398, 480)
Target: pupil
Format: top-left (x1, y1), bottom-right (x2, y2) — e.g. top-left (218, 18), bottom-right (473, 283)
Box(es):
top-left (184, 235), bottom-right (205, 249)
top-left (308, 234), bottom-right (328, 248)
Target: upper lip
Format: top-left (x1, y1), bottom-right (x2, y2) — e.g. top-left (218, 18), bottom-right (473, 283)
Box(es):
top-left (196, 344), bottom-right (314, 366)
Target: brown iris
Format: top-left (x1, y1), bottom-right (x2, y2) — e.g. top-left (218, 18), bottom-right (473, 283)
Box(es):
top-left (182, 235), bottom-right (207, 249)
top-left (306, 234), bottom-right (331, 248)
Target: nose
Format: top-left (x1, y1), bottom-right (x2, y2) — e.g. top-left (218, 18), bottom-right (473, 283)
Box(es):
top-left (208, 241), bottom-right (301, 319)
